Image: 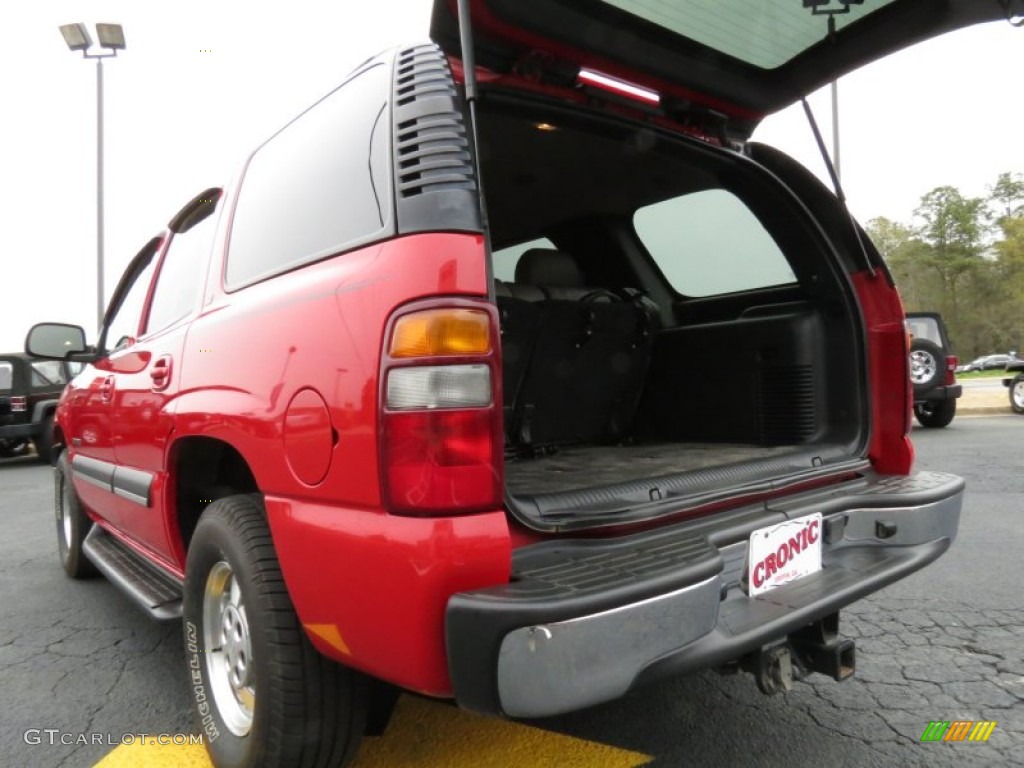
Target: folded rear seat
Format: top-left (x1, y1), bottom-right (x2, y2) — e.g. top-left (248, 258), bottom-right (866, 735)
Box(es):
top-left (494, 280), bottom-right (543, 444)
top-left (503, 248), bottom-right (658, 452)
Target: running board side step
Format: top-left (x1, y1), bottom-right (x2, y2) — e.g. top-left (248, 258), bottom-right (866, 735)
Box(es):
top-left (82, 526), bottom-right (183, 621)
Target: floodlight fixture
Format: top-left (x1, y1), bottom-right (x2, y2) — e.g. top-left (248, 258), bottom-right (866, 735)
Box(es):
top-left (59, 23), bottom-right (93, 52)
top-left (96, 24), bottom-right (126, 51)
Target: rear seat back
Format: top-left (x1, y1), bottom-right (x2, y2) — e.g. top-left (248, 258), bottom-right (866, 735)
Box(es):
top-left (494, 280), bottom-right (542, 442)
top-left (500, 248), bottom-right (657, 450)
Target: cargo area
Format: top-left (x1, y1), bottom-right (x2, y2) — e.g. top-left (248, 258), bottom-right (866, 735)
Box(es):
top-left (476, 93), bottom-right (869, 527)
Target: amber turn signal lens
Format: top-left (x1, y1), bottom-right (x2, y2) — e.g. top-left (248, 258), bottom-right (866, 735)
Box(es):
top-left (390, 309), bottom-right (491, 358)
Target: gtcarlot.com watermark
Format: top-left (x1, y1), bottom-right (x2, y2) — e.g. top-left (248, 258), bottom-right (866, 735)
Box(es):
top-left (24, 729), bottom-right (204, 747)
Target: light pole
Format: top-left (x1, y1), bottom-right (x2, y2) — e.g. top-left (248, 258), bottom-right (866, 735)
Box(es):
top-left (59, 23), bottom-right (126, 334)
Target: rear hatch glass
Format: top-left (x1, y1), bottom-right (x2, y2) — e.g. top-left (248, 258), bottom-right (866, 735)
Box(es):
top-left (432, 0), bottom-right (1008, 134)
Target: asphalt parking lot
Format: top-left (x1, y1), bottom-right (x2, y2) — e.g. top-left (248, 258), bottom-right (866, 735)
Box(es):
top-left (1, 414), bottom-right (1021, 767)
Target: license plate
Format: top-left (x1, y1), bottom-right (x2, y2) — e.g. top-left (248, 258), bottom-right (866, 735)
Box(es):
top-left (747, 513), bottom-right (822, 596)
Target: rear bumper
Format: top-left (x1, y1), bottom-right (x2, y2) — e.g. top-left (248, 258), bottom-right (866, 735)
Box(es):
top-left (446, 471), bottom-right (962, 717)
top-left (915, 383), bottom-right (961, 403)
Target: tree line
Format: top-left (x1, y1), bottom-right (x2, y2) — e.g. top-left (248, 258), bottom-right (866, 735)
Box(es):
top-left (866, 171), bottom-right (1024, 360)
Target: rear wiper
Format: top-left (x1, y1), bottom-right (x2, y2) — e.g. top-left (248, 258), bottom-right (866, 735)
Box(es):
top-left (800, 95), bottom-right (875, 277)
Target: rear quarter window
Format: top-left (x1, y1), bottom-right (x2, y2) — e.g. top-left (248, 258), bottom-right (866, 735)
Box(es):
top-left (0, 362), bottom-right (13, 391)
top-left (634, 188), bottom-right (796, 297)
top-left (29, 361), bottom-right (68, 389)
top-left (225, 64), bottom-right (392, 289)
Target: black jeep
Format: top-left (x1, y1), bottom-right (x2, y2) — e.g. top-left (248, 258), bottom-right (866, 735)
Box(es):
top-left (1004, 359), bottom-right (1024, 415)
top-left (0, 354), bottom-right (77, 462)
top-left (905, 312), bottom-right (962, 428)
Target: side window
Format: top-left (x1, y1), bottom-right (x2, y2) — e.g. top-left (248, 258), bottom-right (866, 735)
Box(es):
top-left (0, 362), bottom-right (12, 391)
top-left (226, 64), bottom-right (390, 289)
top-left (105, 258), bottom-right (159, 352)
top-left (634, 189), bottom-right (796, 297)
top-left (30, 361), bottom-right (68, 388)
top-left (491, 238), bottom-right (555, 282)
top-left (146, 208), bottom-right (219, 334)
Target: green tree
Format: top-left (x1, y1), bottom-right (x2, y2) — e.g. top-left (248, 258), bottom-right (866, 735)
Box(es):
top-left (988, 171), bottom-right (1024, 222)
top-left (866, 216), bottom-right (935, 310)
top-left (864, 176), bottom-right (1024, 360)
top-left (865, 216), bottom-right (915, 262)
top-left (912, 186), bottom-right (987, 324)
top-left (992, 216), bottom-right (1024, 352)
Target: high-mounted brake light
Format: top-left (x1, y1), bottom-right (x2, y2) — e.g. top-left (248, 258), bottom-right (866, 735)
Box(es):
top-left (577, 67), bottom-right (660, 106)
top-left (381, 304), bottom-right (503, 515)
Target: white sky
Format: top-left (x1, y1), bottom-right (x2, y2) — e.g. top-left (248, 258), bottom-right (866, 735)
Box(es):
top-left (2, 2), bottom-right (1021, 351)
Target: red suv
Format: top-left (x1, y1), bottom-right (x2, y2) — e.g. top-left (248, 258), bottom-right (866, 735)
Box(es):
top-left (28, 2), bottom-right (1002, 766)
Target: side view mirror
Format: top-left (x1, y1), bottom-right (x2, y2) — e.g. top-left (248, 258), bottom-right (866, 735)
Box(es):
top-left (25, 323), bottom-right (97, 362)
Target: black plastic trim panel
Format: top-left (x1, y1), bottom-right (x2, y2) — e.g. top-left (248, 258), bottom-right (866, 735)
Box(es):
top-left (72, 454), bottom-right (153, 507)
top-left (112, 465), bottom-right (153, 507)
top-left (0, 423), bottom-right (39, 438)
top-left (71, 454), bottom-right (115, 491)
top-left (391, 43), bottom-right (482, 235)
top-left (916, 384), bottom-right (962, 403)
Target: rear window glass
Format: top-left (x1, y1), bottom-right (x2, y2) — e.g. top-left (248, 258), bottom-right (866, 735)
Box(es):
top-left (226, 64), bottom-right (390, 289)
top-left (905, 317), bottom-right (942, 346)
top-left (599, 0), bottom-right (897, 68)
top-left (492, 238), bottom-right (555, 282)
top-left (634, 189), bottom-right (796, 297)
top-left (0, 362), bottom-right (12, 391)
top-left (30, 362), bottom-right (68, 388)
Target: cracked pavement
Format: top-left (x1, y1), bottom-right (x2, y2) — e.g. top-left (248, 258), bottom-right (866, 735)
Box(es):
top-left (1, 415), bottom-right (1021, 767)
top-left (0, 456), bottom-right (189, 768)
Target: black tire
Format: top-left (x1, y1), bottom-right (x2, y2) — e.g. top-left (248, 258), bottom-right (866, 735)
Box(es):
top-left (54, 451), bottom-right (99, 578)
top-left (1010, 374), bottom-right (1024, 415)
top-left (33, 414), bottom-right (54, 464)
top-left (914, 399), bottom-right (957, 428)
top-left (183, 495), bottom-right (367, 768)
top-left (909, 339), bottom-right (944, 395)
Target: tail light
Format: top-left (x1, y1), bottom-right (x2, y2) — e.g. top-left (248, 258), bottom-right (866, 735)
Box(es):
top-left (944, 356), bottom-right (958, 385)
top-left (10, 396), bottom-right (27, 412)
top-left (380, 304), bottom-right (503, 515)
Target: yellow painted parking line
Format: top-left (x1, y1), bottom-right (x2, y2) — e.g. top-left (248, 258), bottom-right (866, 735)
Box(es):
top-left (354, 696), bottom-right (651, 767)
top-left (94, 695), bottom-right (652, 767)
top-left (94, 740), bottom-right (209, 767)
